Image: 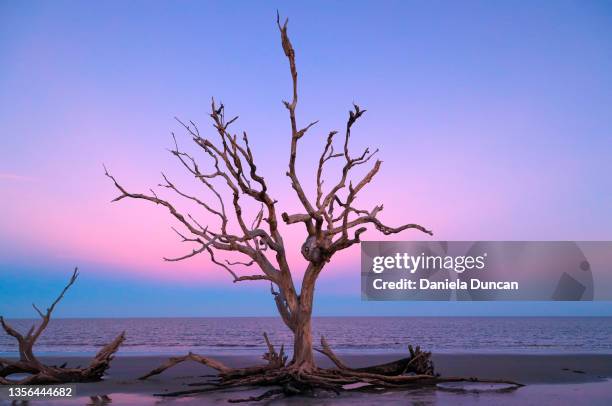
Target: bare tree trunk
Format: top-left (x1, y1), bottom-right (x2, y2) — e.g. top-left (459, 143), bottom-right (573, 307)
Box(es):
top-left (291, 308), bottom-right (314, 370)
top-left (289, 263), bottom-right (320, 371)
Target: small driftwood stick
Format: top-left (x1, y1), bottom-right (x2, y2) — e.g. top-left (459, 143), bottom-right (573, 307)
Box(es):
top-left (140, 332), bottom-right (287, 381)
top-left (138, 352), bottom-right (231, 380)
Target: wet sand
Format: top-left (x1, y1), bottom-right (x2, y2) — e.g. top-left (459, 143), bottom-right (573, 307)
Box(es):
top-left (2, 353), bottom-right (612, 405)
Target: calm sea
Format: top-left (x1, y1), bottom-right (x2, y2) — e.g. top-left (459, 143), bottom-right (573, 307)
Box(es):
top-left (1, 317), bottom-right (611, 357)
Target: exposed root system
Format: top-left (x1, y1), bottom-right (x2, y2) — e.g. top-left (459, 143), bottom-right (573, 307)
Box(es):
top-left (141, 335), bottom-right (523, 402)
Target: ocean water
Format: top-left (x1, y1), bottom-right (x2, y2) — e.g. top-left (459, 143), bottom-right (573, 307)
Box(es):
top-left (1, 317), bottom-right (611, 357)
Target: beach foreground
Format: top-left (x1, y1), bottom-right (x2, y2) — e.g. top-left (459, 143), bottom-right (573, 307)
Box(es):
top-left (2, 353), bottom-right (611, 405)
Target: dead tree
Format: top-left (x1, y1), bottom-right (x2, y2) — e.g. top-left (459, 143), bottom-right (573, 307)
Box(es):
top-left (105, 14), bottom-right (521, 401)
top-left (0, 269), bottom-right (125, 385)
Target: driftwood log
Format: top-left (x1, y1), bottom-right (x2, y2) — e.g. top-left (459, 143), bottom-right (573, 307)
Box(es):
top-left (0, 268), bottom-right (125, 385)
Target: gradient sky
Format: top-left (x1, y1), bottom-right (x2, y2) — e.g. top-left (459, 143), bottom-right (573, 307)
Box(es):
top-left (1, 0), bottom-right (611, 317)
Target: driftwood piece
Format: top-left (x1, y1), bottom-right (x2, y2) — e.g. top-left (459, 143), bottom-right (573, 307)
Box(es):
top-left (315, 336), bottom-right (434, 376)
top-left (138, 352), bottom-right (231, 380)
top-left (139, 332), bottom-right (287, 381)
top-left (0, 268), bottom-right (125, 385)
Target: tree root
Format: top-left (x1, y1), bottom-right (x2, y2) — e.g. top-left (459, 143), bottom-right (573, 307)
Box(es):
top-left (0, 269), bottom-right (126, 385)
top-left (315, 335), bottom-right (435, 376)
top-left (142, 335), bottom-right (523, 402)
top-left (139, 332), bottom-right (287, 381)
